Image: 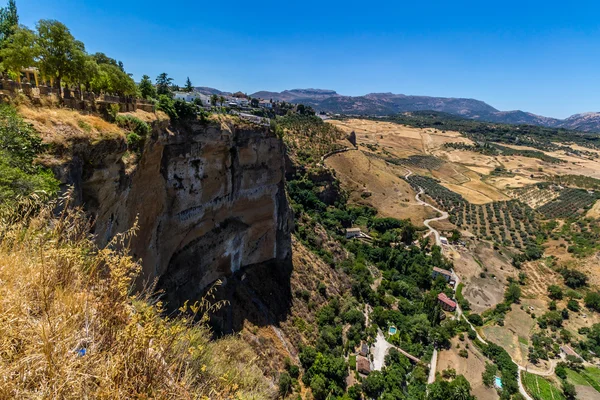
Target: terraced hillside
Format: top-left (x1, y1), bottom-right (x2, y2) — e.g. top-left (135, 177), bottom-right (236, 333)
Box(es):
top-left (405, 175), bottom-right (539, 247)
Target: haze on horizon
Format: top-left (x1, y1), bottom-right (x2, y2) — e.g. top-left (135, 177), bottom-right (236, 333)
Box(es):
top-left (18, 0), bottom-right (600, 119)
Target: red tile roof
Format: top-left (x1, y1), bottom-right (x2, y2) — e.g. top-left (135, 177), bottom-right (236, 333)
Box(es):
top-left (437, 292), bottom-right (456, 308)
top-left (433, 267), bottom-right (452, 276)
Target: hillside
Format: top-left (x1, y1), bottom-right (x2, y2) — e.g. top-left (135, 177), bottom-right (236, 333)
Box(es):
top-left (250, 89), bottom-right (600, 133)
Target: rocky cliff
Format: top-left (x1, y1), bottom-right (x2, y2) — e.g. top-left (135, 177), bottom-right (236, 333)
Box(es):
top-left (50, 115), bottom-right (292, 319)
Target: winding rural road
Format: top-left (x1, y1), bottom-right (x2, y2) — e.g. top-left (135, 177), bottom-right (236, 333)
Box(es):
top-left (404, 167), bottom-right (551, 400)
top-left (403, 167), bottom-right (449, 247)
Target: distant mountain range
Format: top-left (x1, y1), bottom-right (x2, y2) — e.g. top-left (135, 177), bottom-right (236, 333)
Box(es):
top-left (247, 88), bottom-right (600, 133)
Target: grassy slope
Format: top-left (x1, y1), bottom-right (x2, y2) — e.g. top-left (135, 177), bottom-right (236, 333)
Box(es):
top-left (0, 199), bottom-right (273, 399)
top-left (522, 372), bottom-right (565, 400)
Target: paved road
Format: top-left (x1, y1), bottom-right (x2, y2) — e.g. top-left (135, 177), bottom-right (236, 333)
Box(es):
top-left (371, 329), bottom-right (395, 371)
top-left (406, 169), bottom-right (547, 400)
top-left (427, 349), bottom-right (438, 384)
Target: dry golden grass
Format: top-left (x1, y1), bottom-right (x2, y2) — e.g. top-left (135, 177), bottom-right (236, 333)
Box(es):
top-left (18, 105), bottom-right (125, 147)
top-left (0, 194), bottom-right (273, 399)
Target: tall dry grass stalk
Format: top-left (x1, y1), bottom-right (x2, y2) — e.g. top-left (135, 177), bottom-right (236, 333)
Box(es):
top-left (0, 193), bottom-right (273, 399)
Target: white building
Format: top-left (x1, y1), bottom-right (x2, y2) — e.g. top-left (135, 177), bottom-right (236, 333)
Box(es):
top-left (173, 91), bottom-right (211, 106)
top-left (259, 100), bottom-right (273, 109)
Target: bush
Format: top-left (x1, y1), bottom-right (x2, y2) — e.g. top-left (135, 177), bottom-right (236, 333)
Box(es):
top-left (126, 132), bottom-right (143, 151)
top-left (567, 299), bottom-right (580, 312)
top-left (0, 197), bottom-right (272, 398)
top-left (585, 291), bottom-right (600, 312)
top-left (106, 103), bottom-right (120, 122)
top-left (115, 114), bottom-right (150, 137)
top-left (458, 349), bottom-right (468, 358)
top-left (561, 268), bottom-right (588, 288)
top-left (279, 372), bottom-right (292, 396)
top-left (548, 285), bottom-right (563, 300)
top-left (467, 314), bottom-right (484, 326)
top-left (0, 104), bottom-right (59, 204)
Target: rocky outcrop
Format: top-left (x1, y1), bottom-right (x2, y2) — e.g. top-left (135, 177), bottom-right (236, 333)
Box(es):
top-left (52, 117), bottom-right (292, 315)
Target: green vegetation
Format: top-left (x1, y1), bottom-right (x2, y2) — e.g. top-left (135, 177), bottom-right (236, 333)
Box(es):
top-left (552, 218), bottom-right (600, 258)
top-left (0, 18), bottom-right (136, 96)
top-left (585, 291), bottom-right (600, 312)
top-left (565, 367), bottom-right (600, 393)
top-left (445, 142), bottom-right (564, 164)
top-left (284, 116), bottom-right (477, 398)
top-left (521, 372), bottom-right (565, 400)
top-left (427, 375), bottom-right (475, 400)
top-left (0, 104), bottom-right (58, 205)
top-left (481, 363), bottom-right (498, 387)
top-left (278, 114), bottom-right (345, 166)
top-left (479, 341), bottom-right (519, 397)
top-left (456, 283), bottom-right (471, 312)
top-left (537, 188), bottom-right (599, 219)
top-left (379, 111), bottom-right (600, 150)
top-left (399, 154), bottom-right (445, 170)
top-left (547, 174), bottom-right (600, 190)
top-left (0, 198), bottom-right (272, 398)
top-left (404, 175), bottom-right (539, 248)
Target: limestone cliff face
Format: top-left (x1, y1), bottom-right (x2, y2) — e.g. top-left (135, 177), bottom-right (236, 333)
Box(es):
top-left (55, 118), bottom-right (292, 310)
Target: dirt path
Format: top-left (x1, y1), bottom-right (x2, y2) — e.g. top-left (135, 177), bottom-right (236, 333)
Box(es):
top-left (405, 170), bottom-right (549, 400)
top-left (404, 168), bottom-right (449, 247)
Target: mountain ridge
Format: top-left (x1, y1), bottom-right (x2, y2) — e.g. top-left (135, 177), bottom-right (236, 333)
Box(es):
top-left (246, 88), bottom-right (600, 132)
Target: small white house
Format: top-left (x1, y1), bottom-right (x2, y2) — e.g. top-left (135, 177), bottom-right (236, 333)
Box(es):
top-left (173, 91), bottom-right (211, 106)
top-left (259, 100), bottom-right (273, 109)
top-left (346, 228), bottom-right (362, 239)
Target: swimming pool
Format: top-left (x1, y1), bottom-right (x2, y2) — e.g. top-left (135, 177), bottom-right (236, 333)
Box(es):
top-left (388, 326), bottom-right (397, 335)
top-left (494, 376), bottom-right (503, 389)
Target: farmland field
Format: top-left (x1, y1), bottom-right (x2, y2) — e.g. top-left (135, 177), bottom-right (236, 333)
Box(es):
top-left (405, 175), bottom-right (538, 247)
top-left (522, 371), bottom-right (565, 400)
top-left (537, 188), bottom-right (600, 219)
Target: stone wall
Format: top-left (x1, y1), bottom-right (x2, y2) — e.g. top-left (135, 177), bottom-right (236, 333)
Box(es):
top-left (0, 78), bottom-right (155, 113)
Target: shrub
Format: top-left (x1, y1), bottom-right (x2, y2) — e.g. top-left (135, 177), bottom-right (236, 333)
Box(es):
top-left (126, 132), bottom-right (143, 151)
top-left (0, 104), bottom-right (59, 204)
top-left (567, 299), bottom-right (580, 312)
top-left (561, 268), bottom-right (588, 289)
top-left (106, 103), bottom-right (120, 122)
top-left (458, 349), bottom-right (469, 358)
top-left (585, 291), bottom-right (600, 312)
top-left (279, 372), bottom-right (293, 397)
top-left (467, 314), bottom-right (484, 326)
top-left (115, 114), bottom-right (150, 137)
top-left (0, 197), bottom-right (272, 398)
top-left (548, 285), bottom-right (563, 300)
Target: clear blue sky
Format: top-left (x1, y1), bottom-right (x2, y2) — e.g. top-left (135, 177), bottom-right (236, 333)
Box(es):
top-left (17, 0), bottom-right (600, 118)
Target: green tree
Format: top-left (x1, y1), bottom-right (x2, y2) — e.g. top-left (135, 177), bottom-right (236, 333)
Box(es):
top-left (0, 25), bottom-right (36, 82)
top-left (0, 104), bottom-right (58, 203)
top-left (585, 291), bottom-right (600, 312)
top-left (362, 371), bottom-right (385, 399)
top-left (89, 63), bottom-right (136, 95)
top-left (36, 19), bottom-right (86, 97)
top-left (0, 0), bottom-right (18, 48)
top-left (481, 363), bottom-right (497, 387)
top-left (310, 375), bottom-right (328, 400)
top-left (138, 74), bottom-right (156, 99)
top-left (562, 381), bottom-right (576, 400)
top-left (219, 95), bottom-right (225, 107)
top-left (155, 72), bottom-right (173, 97)
top-left (210, 94), bottom-right (218, 106)
top-left (548, 285), bottom-right (563, 300)
top-left (278, 372), bottom-right (292, 397)
top-left (504, 283), bottom-right (521, 304)
top-left (184, 76), bottom-right (193, 92)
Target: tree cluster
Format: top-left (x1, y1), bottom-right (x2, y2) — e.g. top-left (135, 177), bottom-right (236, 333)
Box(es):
top-left (0, 4), bottom-right (136, 98)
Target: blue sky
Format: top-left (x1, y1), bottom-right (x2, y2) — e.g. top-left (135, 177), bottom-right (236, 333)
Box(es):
top-left (16, 0), bottom-right (600, 118)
